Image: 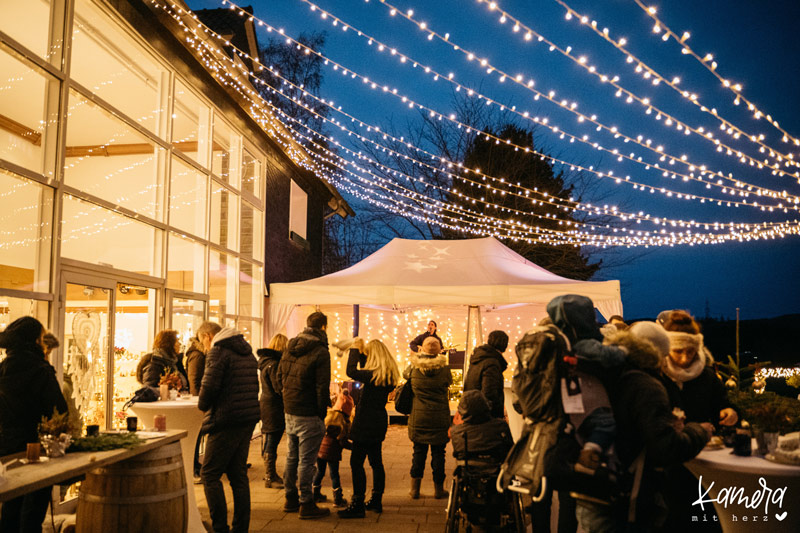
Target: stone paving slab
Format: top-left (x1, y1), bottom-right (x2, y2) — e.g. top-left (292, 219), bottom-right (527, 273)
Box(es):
top-left (194, 425), bottom-right (455, 532)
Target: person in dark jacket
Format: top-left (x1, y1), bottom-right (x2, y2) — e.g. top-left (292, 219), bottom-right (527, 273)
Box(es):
top-left (0, 317), bottom-right (68, 533)
top-left (404, 335), bottom-right (452, 500)
top-left (198, 323), bottom-right (260, 533)
top-left (313, 391), bottom-right (353, 507)
top-left (277, 311), bottom-right (332, 519)
top-left (138, 329), bottom-right (188, 392)
top-left (409, 320), bottom-right (442, 353)
top-left (451, 390), bottom-right (513, 464)
top-left (338, 338), bottom-right (401, 518)
top-left (184, 334), bottom-right (205, 396)
top-left (257, 333), bottom-right (288, 489)
top-left (463, 330), bottom-right (508, 419)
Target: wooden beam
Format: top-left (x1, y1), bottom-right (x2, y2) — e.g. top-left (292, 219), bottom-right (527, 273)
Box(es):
top-left (0, 114), bottom-right (42, 146)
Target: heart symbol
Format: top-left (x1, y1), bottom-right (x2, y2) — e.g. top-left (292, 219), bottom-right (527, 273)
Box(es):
top-left (776, 511), bottom-right (787, 521)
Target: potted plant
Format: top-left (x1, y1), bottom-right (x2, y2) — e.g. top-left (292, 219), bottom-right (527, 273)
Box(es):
top-left (39, 409), bottom-right (74, 458)
top-left (159, 370), bottom-right (182, 400)
top-left (747, 403), bottom-right (792, 455)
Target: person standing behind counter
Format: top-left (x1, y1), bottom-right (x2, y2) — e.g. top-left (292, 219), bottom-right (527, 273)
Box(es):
top-left (409, 320), bottom-right (443, 353)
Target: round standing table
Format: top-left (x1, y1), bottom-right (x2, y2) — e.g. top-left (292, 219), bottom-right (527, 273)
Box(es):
top-left (686, 443), bottom-right (800, 532)
top-left (131, 398), bottom-right (205, 533)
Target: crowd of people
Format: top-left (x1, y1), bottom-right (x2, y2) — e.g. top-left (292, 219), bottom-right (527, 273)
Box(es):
top-left (0, 296), bottom-right (737, 533)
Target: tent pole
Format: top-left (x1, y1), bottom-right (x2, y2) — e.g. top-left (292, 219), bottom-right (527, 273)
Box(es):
top-left (463, 305), bottom-right (483, 387)
top-left (353, 304), bottom-right (360, 337)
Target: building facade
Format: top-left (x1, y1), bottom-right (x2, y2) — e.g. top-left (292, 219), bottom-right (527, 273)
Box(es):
top-left (0, 0), bottom-right (349, 429)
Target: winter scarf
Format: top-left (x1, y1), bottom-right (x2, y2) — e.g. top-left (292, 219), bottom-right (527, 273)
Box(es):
top-left (663, 332), bottom-right (705, 386)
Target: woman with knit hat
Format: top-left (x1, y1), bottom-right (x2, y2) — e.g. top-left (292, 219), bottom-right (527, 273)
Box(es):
top-left (338, 338), bottom-right (400, 518)
top-left (661, 310), bottom-right (738, 427)
top-left (0, 317), bottom-right (68, 532)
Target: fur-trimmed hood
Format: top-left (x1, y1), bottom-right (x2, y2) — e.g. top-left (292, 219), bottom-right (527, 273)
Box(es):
top-left (603, 329), bottom-right (662, 371)
top-left (409, 352), bottom-right (448, 375)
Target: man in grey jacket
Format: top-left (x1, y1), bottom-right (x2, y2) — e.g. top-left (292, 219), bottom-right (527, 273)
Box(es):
top-left (198, 323), bottom-right (260, 533)
top-left (278, 311), bottom-right (332, 519)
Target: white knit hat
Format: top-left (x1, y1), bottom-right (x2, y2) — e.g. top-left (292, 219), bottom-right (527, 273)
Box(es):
top-left (628, 321), bottom-right (670, 359)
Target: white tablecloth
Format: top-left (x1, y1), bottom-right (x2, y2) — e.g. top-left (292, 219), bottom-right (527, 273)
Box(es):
top-left (686, 442), bottom-right (800, 533)
top-left (131, 399), bottom-right (205, 533)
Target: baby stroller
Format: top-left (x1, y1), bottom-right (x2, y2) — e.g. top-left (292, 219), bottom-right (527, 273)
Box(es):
top-left (445, 450), bottom-right (527, 532)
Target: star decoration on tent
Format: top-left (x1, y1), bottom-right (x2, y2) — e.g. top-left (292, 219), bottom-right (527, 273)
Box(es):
top-left (404, 260), bottom-right (437, 273)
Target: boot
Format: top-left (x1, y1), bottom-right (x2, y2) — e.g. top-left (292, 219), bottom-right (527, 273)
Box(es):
top-left (364, 491), bottom-right (383, 513)
top-left (264, 454), bottom-right (284, 489)
top-left (433, 482), bottom-right (449, 500)
top-left (299, 501), bottom-right (330, 519)
top-left (313, 484), bottom-right (328, 502)
top-left (283, 492), bottom-right (300, 512)
top-left (337, 495), bottom-right (365, 519)
top-left (409, 477), bottom-right (422, 499)
top-left (333, 487), bottom-right (348, 508)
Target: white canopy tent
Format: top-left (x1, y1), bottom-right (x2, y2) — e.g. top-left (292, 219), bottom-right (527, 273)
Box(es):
top-left (267, 238), bottom-right (622, 377)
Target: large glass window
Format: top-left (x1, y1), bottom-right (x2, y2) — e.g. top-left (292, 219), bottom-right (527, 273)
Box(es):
top-left (211, 116), bottom-right (238, 186)
top-left (61, 195), bottom-right (163, 276)
top-left (173, 80), bottom-right (210, 167)
top-left (0, 0), bottom-right (51, 59)
top-left (169, 157), bottom-right (207, 238)
top-left (208, 250), bottom-right (236, 321)
top-left (71, 0), bottom-right (166, 136)
top-left (65, 90), bottom-right (164, 220)
top-left (210, 181), bottom-right (238, 250)
top-left (0, 171), bottom-right (52, 293)
top-left (240, 200), bottom-right (262, 260)
top-left (167, 233), bottom-right (206, 293)
top-left (0, 49), bottom-right (54, 174)
top-left (0, 296), bottom-right (48, 332)
top-left (289, 179), bottom-right (308, 239)
top-left (238, 260), bottom-right (262, 318)
top-left (170, 296), bottom-right (205, 346)
top-left (241, 147), bottom-right (262, 199)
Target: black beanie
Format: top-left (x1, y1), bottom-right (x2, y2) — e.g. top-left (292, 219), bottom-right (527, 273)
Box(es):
top-left (0, 316), bottom-right (44, 349)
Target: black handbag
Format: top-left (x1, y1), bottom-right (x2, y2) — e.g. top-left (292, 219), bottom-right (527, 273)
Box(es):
top-left (122, 386), bottom-right (159, 410)
top-left (394, 380), bottom-right (414, 415)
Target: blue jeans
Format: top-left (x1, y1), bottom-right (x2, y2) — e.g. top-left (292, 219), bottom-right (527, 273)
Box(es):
top-left (313, 458), bottom-right (341, 490)
top-left (201, 424), bottom-right (255, 533)
top-left (261, 430), bottom-right (283, 456)
top-left (284, 414), bottom-right (325, 504)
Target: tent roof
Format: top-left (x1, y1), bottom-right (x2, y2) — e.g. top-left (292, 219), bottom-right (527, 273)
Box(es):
top-left (270, 238), bottom-right (621, 308)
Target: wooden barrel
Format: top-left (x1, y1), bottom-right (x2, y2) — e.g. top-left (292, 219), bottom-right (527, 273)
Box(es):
top-left (76, 441), bottom-right (187, 533)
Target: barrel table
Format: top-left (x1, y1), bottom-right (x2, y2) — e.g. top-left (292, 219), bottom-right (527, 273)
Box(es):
top-left (130, 398), bottom-right (205, 533)
top-left (76, 440), bottom-right (187, 533)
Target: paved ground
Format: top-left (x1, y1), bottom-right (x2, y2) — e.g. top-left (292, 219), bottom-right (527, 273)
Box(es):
top-left (194, 424), bottom-right (456, 532)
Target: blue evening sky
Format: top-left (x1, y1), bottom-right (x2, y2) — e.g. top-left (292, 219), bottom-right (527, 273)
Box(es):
top-left (189, 0), bottom-right (800, 319)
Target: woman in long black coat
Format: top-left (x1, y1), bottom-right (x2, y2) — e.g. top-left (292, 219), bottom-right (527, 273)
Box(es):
top-left (257, 334), bottom-right (287, 488)
top-left (338, 338), bottom-right (400, 518)
top-left (0, 317), bottom-right (68, 532)
top-left (404, 336), bottom-right (452, 500)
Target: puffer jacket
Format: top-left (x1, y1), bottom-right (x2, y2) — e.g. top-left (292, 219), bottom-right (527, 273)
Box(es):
top-left (451, 390), bottom-right (513, 463)
top-left (198, 328), bottom-right (260, 434)
top-left (463, 344), bottom-right (507, 418)
top-left (0, 344), bottom-right (68, 455)
top-left (403, 352), bottom-right (452, 445)
top-left (257, 348), bottom-right (284, 433)
top-left (346, 348), bottom-right (395, 443)
top-left (184, 337), bottom-right (205, 396)
top-left (278, 327), bottom-right (331, 419)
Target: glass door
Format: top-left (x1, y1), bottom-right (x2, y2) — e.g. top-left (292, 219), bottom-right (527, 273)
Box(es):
top-left (167, 291), bottom-right (206, 345)
top-left (62, 280), bottom-right (112, 430)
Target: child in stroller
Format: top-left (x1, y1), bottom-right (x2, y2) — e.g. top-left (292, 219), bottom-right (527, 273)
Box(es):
top-left (446, 391), bottom-right (525, 532)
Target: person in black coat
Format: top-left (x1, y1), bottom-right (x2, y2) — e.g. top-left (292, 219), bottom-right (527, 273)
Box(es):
top-left (198, 324), bottom-right (260, 533)
top-left (338, 338), bottom-right (401, 518)
top-left (463, 330), bottom-right (508, 419)
top-left (184, 335), bottom-right (205, 396)
top-left (0, 317), bottom-right (68, 533)
top-left (451, 390), bottom-right (513, 464)
top-left (277, 312), bottom-right (332, 519)
top-left (409, 320), bottom-right (442, 353)
top-left (257, 333), bottom-right (287, 489)
top-left (138, 329), bottom-right (188, 392)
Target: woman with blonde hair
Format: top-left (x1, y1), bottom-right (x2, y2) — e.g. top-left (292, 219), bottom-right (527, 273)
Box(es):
top-left (257, 333), bottom-right (288, 488)
top-left (338, 338), bottom-right (401, 518)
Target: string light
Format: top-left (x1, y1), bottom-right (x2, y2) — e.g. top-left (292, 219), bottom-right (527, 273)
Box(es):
top-left (213, 0), bottom-right (800, 211)
top-left (483, 0), bottom-right (797, 173)
top-left (631, 0), bottom-right (800, 151)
